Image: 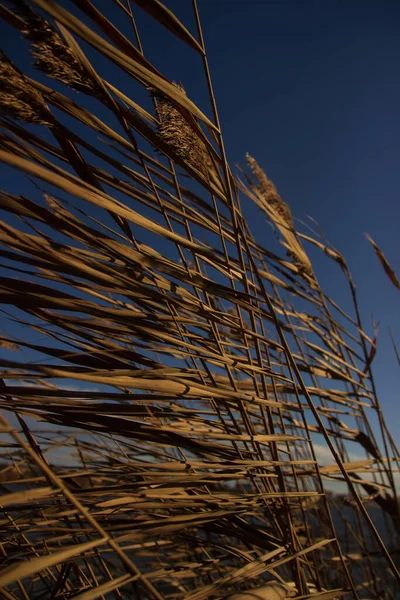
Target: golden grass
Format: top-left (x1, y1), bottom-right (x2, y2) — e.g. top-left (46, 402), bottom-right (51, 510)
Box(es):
top-left (0, 1), bottom-right (399, 599)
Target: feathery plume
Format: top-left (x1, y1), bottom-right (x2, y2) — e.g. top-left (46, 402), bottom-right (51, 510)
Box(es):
top-left (246, 153), bottom-right (313, 278)
top-left (0, 52), bottom-right (51, 125)
top-left (13, 0), bottom-right (98, 95)
top-left (154, 83), bottom-right (212, 177)
top-left (246, 153), bottom-right (294, 230)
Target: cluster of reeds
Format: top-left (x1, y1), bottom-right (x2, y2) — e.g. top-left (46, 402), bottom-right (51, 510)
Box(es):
top-left (0, 1), bottom-right (399, 599)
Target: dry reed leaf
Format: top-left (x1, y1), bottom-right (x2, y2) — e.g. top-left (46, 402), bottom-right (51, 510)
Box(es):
top-left (0, 1), bottom-right (399, 597)
top-left (227, 582), bottom-right (295, 599)
top-left (132, 0), bottom-right (204, 54)
top-left (70, 574), bottom-right (134, 600)
top-left (187, 550), bottom-right (287, 600)
top-left (70, 0), bottom-right (162, 72)
top-left (0, 339), bottom-right (19, 352)
top-left (367, 234), bottom-right (400, 290)
top-left (0, 3), bottom-right (26, 29)
top-left (0, 486), bottom-right (57, 507)
top-left (0, 150), bottom-right (228, 262)
top-left (293, 592), bottom-right (346, 600)
top-left (0, 537), bottom-right (108, 588)
top-left (297, 234), bottom-right (346, 268)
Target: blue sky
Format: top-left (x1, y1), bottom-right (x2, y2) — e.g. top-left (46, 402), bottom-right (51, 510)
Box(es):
top-left (1, 0), bottom-right (399, 444)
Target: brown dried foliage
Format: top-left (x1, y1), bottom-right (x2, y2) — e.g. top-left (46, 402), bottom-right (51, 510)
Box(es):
top-left (0, 1), bottom-right (398, 599)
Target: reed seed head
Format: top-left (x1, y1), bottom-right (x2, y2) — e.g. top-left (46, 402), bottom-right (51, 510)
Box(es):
top-left (246, 153), bottom-right (294, 230)
top-left (13, 0), bottom-right (97, 95)
top-left (0, 52), bottom-right (51, 125)
top-left (154, 83), bottom-right (211, 177)
top-left (246, 153), bottom-right (313, 278)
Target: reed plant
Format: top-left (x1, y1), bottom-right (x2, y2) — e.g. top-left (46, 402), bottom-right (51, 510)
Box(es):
top-left (0, 1), bottom-right (399, 599)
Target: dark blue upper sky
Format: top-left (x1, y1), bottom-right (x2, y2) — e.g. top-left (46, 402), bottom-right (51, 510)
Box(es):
top-left (1, 0), bottom-right (399, 439)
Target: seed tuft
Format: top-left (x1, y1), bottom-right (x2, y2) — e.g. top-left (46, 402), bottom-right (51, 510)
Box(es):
top-left (13, 0), bottom-right (97, 95)
top-left (246, 153), bottom-right (313, 278)
top-left (154, 83), bottom-right (212, 178)
top-left (0, 52), bottom-right (51, 125)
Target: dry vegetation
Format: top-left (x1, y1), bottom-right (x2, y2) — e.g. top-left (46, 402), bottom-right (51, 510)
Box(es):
top-left (0, 1), bottom-right (399, 599)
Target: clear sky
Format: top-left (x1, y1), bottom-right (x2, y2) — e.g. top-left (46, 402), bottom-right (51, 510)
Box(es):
top-left (1, 0), bottom-right (399, 441)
